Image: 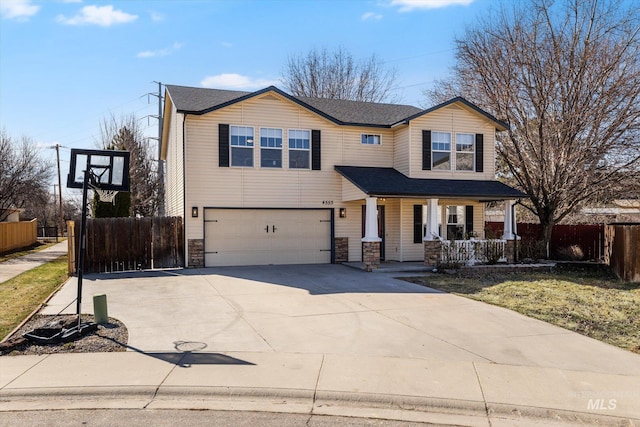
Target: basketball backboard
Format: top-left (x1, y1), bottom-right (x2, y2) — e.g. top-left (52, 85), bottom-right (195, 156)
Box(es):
top-left (66, 149), bottom-right (130, 191)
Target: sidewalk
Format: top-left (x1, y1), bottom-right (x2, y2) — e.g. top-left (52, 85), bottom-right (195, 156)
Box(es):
top-left (1, 350), bottom-right (638, 426)
top-left (0, 241), bottom-right (68, 284)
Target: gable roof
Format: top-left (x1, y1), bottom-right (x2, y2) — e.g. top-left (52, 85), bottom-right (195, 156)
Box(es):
top-left (335, 166), bottom-right (526, 200)
top-left (164, 84), bottom-right (507, 130)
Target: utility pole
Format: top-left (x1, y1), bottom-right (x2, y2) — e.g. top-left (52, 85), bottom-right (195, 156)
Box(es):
top-left (147, 81), bottom-right (165, 216)
top-left (52, 144), bottom-right (64, 236)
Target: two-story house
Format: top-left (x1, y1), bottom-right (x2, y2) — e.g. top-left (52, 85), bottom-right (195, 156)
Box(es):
top-left (161, 84), bottom-right (525, 269)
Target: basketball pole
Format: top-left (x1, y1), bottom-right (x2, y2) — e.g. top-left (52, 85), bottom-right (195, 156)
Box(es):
top-left (76, 163), bottom-right (91, 329)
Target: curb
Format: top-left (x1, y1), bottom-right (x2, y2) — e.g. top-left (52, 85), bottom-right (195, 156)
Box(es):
top-left (2, 386), bottom-right (638, 426)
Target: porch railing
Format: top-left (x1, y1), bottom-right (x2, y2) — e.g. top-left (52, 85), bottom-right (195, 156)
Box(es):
top-left (440, 239), bottom-right (507, 266)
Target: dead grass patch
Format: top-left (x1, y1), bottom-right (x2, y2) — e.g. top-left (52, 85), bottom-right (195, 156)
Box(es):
top-left (403, 271), bottom-right (640, 354)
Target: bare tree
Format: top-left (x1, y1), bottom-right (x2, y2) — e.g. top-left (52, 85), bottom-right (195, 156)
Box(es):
top-left (0, 129), bottom-right (53, 222)
top-left (97, 114), bottom-right (159, 217)
top-left (427, 0), bottom-right (640, 250)
top-left (282, 46), bottom-right (399, 103)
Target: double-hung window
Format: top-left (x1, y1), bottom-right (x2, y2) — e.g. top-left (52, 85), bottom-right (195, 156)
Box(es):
top-left (230, 126), bottom-right (254, 167)
top-left (361, 134), bottom-right (381, 145)
top-left (446, 205), bottom-right (465, 240)
top-left (455, 133), bottom-right (475, 171)
top-left (289, 129), bottom-right (310, 169)
top-left (260, 128), bottom-right (282, 168)
top-left (432, 131), bottom-right (451, 170)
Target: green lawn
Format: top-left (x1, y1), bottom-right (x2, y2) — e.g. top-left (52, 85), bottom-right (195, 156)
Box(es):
top-left (0, 256), bottom-right (69, 340)
top-left (403, 270), bottom-right (640, 354)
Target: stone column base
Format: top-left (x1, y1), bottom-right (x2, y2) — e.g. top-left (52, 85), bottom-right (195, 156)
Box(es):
top-left (362, 241), bottom-right (381, 271)
top-left (505, 240), bottom-right (516, 263)
top-left (335, 237), bottom-right (348, 263)
top-left (188, 239), bottom-right (204, 268)
top-left (424, 240), bottom-right (442, 266)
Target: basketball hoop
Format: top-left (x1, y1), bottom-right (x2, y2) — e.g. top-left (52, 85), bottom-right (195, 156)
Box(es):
top-left (94, 188), bottom-right (119, 205)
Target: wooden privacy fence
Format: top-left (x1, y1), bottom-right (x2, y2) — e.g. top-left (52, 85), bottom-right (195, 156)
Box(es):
top-left (69, 216), bottom-right (184, 274)
top-left (605, 223), bottom-right (640, 283)
top-left (486, 222), bottom-right (604, 260)
top-left (0, 219), bottom-right (37, 253)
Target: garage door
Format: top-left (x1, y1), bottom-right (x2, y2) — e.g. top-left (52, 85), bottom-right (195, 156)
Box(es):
top-left (204, 208), bottom-right (332, 266)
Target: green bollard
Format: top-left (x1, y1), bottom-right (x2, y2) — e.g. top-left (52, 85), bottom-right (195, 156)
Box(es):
top-left (93, 294), bottom-right (108, 324)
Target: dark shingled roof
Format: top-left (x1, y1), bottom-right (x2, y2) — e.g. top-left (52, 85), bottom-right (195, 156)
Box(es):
top-left (335, 166), bottom-right (527, 200)
top-left (294, 96), bottom-right (421, 126)
top-left (165, 84), bottom-right (457, 128)
top-left (165, 85), bottom-right (251, 113)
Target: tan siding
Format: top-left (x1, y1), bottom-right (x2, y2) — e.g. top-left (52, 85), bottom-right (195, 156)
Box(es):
top-left (165, 106), bottom-right (184, 218)
top-left (341, 178), bottom-right (366, 201)
top-left (408, 104), bottom-right (497, 180)
top-left (384, 199), bottom-right (401, 261)
top-left (393, 126), bottom-right (410, 175)
top-left (341, 128), bottom-right (394, 167)
top-left (334, 200), bottom-right (363, 262)
top-left (401, 199), bottom-right (426, 261)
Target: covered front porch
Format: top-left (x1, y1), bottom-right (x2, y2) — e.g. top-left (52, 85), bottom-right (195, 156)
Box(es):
top-left (334, 166), bottom-right (527, 271)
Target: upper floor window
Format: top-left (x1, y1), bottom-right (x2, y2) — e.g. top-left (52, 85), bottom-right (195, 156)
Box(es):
top-left (431, 131), bottom-right (451, 170)
top-left (230, 126), bottom-right (254, 167)
top-left (361, 134), bottom-right (381, 145)
top-left (260, 128), bottom-right (282, 168)
top-left (289, 129), bottom-right (310, 169)
top-left (455, 133), bottom-right (475, 171)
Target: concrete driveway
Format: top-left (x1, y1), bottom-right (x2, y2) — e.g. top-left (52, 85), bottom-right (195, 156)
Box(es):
top-left (42, 264), bottom-right (640, 376)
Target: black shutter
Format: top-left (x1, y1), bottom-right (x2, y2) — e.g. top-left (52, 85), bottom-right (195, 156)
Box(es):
top-left (475, 133), bottom-right (483, 172)
top-left (413, 205), bottom-right (423, 244)
top-left (219, 124), bottom-right (229, 167)
top-left (465, 205), bottom-right (474, 236)
top-left (422, 130), bottom-right (431, 170)
top-left (311, 130), bottom-right (321, 170)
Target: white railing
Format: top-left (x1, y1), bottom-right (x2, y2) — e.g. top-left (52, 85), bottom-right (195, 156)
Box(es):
top-left (440, 239), bottom-right (507, 266)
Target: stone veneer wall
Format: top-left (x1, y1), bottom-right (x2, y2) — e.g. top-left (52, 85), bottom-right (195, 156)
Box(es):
top-left (423, 240), bottom-right (442, 266)
top-left (505, 240), bottom-right (515, 263)
top-left (188, 239), bottom-right (204, 268)
top-left (362, 241), bottom-right (380, 271)
top-left (334, 237), bottom-right (348, 263)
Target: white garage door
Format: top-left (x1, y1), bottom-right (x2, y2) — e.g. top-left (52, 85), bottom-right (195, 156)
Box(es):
top-left (204, 208), bottom-right (332, 267)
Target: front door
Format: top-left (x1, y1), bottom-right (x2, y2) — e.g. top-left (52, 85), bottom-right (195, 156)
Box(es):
top-left (361, 205), bottom-right (385, 261)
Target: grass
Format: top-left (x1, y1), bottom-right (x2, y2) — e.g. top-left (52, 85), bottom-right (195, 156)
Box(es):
top-left (0, 255), bottom-right (69, 340)
top-left (0, 241), bottom-right (61, 263)
top-left (404, 270), bottom-right (640, 354)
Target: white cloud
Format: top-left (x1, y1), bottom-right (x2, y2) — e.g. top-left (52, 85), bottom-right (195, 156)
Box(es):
top-left (150, 11), bottom-right (164, 22)
top-left (200, 73), bottom-right (279, 90)
top-left (0, 0), bottom-right (40, 21)
top-left (220, 41), bottom-right (233, 48)
top-left (56, 5), bottom-right (137, 26)
top-left (137, 42), bottom-right (183, 59)
top-left (362, 12), bottom-right (383, 21)
top-left (390, 0), bottom-right (474, 12)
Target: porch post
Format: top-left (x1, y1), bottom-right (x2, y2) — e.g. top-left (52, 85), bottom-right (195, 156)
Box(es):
top-left (502, 199), bottom-right (515, 240)
top-left (362, 197), bottom-right (381, 242)
top-left (423, 198), bottom-right (439, 241)
top-left (362, 197), bottom-right (381, 271)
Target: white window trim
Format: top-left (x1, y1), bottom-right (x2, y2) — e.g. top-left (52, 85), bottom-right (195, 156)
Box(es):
top-left (288, 128), bottom-right (311, 170)
top-left (455, 133), bottom-right (475, 172)
top-left (361, 134), bottom-right (381, 145)
top-left (230, 125), bottom-right (255, 168)
top-left (431, 131), bottom-right (452, 171)
top-left (260, 127), bottom-right (283, 169)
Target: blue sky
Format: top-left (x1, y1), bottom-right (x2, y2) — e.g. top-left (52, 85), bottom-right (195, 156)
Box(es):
top-left (0, 0), bottom-right (501, 194)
